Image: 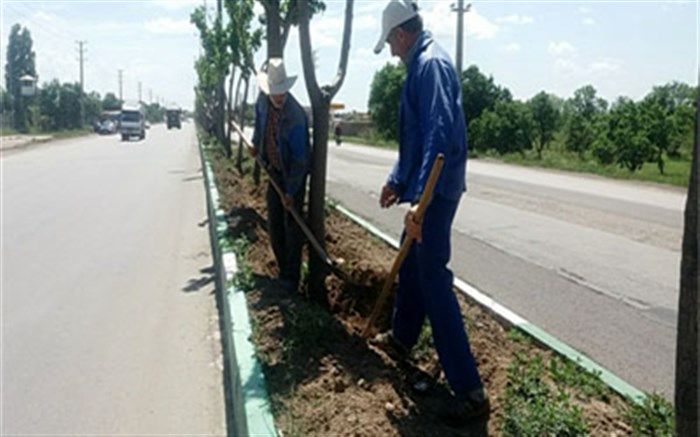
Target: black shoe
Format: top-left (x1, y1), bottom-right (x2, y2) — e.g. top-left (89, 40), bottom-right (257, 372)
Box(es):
top-left (440, 389), bottom-right (491, 426)
top-left (369, 331), bottom-right (409, 362)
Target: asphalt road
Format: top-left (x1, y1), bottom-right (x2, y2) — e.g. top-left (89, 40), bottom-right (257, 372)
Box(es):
top-left (327, 141), bottom-right (686, 399)
top-left (1, 123), bottom-right (226, 434)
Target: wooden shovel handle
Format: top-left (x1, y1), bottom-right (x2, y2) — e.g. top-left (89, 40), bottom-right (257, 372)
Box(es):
top-left (230, 121), bottom-right (334, 267)
top-left (362, 154), bottom-right (445, 338)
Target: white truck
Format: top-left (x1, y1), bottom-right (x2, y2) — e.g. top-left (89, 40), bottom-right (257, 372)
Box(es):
top-left (120, 102), bottom-right (146, 141)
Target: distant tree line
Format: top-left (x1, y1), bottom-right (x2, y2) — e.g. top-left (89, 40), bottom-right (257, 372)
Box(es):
top-left (369, 63), bottom-right (696, 174)
top-left (2, 23), bottom-right (169, 134)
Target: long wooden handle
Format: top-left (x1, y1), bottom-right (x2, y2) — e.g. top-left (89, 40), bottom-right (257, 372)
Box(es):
top-left (230, 121), bottom-right (334, 268)
top-left (362, 154), bottom-right (445, 338)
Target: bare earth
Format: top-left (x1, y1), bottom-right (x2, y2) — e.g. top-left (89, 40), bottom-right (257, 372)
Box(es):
top-left (211, 151), bottom-right (634, 436)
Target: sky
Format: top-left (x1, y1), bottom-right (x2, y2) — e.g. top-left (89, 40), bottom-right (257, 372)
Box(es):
top-left (1, 0), bottom-right (698, 112)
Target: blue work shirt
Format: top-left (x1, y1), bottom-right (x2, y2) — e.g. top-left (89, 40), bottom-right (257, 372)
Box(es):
top-left (387, 31), bottom-right (468, 204)
top-left (252, 93), bottom-right (310, 196)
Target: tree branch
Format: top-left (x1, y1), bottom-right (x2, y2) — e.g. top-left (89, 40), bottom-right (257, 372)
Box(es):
top-left (281, 16), bottom-right (292, 50)
top-left (298, 0), bottom-right (322, 103)
top-left (327, 0), bottom-right (353, 98)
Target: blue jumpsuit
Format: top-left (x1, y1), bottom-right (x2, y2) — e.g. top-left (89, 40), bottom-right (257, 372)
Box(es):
top-left (386, 31), bottom-right (482, 395)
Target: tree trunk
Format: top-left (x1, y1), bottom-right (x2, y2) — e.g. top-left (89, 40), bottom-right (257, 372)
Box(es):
top-left (265, 0), bottom-right (283, 58)
top-left (675, 81), bottom-right (699, 437)
top-left (298, 0), bottom-right (354, 301)
top-left (216, 0), bottom-right (227, 149)
top-left (231, 73), bottom-right (244, 165)
top-left (225, 67), bottom-right (237, 157)
top-left (307, 102), bottom-right (332, 300)
top-left (237, 76), bottom-right (250, 173)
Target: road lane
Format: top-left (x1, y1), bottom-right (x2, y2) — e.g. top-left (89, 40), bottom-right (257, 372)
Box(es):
top-left (327, 141), bottom-right (684, 397)
top-left (2, 123), bottom-right (226, 434)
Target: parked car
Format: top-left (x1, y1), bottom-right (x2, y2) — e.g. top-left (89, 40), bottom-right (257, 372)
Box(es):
top-left (98, 119), bottom-right (117, 135)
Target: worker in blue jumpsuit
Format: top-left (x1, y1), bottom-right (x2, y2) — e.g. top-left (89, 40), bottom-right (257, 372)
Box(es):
top-left (372, 0), bottom-right (489, 424)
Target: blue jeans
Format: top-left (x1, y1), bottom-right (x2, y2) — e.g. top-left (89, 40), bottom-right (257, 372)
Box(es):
top-left (392, 195), bottom-right (483, 394)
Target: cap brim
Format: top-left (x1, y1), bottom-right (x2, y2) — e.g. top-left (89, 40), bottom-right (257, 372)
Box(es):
top-left (374, 27), bottom-right (390, 54)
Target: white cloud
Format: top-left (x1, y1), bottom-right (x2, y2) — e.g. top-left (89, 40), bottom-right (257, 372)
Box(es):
top-left (554, 58), bottom-right (577, 73)
top-left (422, 3), bottom-right (499, 41)
top-left (577, 6), bottom-right (592, 14)
top-left (496, 14), bottom-right (534, 25)
top-left (309, 14), bottom-right (343, 48)
top-left (32, 11), bottom-right (59, 23)
top-left (151, 0), bottom-right (200, 11)
top-left (582, 17), bottom-right (596, 26)
top-left (355, 14), bottom-right (378, 31)
top-left (548, 41), bottom-right (576, 56)
top-left (355, 1), bottom-right (386, 16)
top-left (350, 47), bottom-right (386, 68)
top-left (253, 1), bottom-right (265, 17)
top-left (145, 18), bottom-right (192, 35)
top-left (465, 9), bottom-right (500, 40)
top-left (502, 43), bottom-right (521, 52)
top-left (589, 60), bottom-right (622, 74)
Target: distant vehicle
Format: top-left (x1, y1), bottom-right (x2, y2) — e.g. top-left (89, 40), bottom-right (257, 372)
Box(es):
top-left (98, 119), bottom-right (117, 135)
top-left (120, 102), bottom-right (146, 141)
top-left (166, 108), bottom-right (181, 130)
top-left (145, 121), bottom-right (151, 129)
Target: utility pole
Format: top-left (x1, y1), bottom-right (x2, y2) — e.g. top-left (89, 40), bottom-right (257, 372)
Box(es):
top-left (149, 88), bottom-right (153, 104)
top-left (118, 69), bottom-right (123, 102)
top-left (138, 81), bottom-right (142, 103)
top-left (451, 1), bottom-right (471, 75)
top-left (76, 40), bottom-right (86, 93)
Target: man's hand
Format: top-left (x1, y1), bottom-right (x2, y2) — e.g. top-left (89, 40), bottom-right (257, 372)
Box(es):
top-left (380, 184), bottom-right (398, 208)
top-left (404, 204), bottom-right (422, 243)
top-left (283, 194), bottom-right (294, 210)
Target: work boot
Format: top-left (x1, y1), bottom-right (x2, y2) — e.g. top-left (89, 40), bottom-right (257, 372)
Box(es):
top-left (440, 388), bottom-right (491, 426)
top-left (369, 331), bottom-right (409, 362)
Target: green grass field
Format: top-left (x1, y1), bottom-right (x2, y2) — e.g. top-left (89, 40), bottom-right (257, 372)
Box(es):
top-left (343, 134), bottom-right (691, 188)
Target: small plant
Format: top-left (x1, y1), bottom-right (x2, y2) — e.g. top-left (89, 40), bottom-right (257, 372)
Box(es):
top-left (282, 302), bottom-right (338, 360)
top-left (549, 356), bottom-right (609, 401)
top-left (502, 353), bottom-right (589, 436)
top-left (624, 393), bottom-right (675, 436)
top-left (506, 327), bottom-right (531, 344)
top-left (231, 235), bottom-right (250, 255)
top-left (233, 262), bottom-right (256, 292)
top-left (412, 322), bottom-right (434, 361)
top-left (300, 261), bottom-right (309, 285)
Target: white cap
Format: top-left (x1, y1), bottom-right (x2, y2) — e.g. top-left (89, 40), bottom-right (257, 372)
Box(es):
top-left (373, 0), bottom-right (418, 54)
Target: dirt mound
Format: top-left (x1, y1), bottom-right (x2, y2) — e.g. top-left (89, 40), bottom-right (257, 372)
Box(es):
top-left (209, 151), bottom-right (633, 436)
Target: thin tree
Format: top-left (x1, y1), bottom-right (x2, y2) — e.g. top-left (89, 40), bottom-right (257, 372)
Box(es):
top-left (675, 76), bottom-right (699, 436)
top-left (236, 75), bottom-right (251, 173)
top-left (298, 0), bottom-right (353, 300)
top-left (4, 24), bottom-right (36, 132)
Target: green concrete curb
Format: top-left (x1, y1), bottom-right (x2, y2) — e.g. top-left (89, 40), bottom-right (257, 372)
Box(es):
top-left (332, 202), bottom-right (647, 405)
top-left (199, 144), bottom-right (278, 437)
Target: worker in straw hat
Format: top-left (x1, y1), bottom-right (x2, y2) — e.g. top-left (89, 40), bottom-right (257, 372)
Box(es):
top-left (370, 0), bottom-right (490, 424)
top-left (251, 58), bottom-right (310, 293)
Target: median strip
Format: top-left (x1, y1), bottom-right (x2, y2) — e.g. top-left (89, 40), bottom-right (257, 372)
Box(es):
top-left (200, 143), bottom-right (278, 437)
top-left (332, 202), bottom-right (646, 405)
